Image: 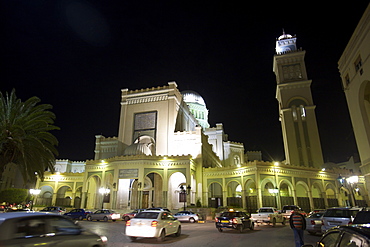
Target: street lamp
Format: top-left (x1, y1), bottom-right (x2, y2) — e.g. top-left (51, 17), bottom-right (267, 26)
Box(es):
top-left (29, 189), bottom-right (41, 210)
top-left (337, 175), bottom-right (358, 207)
top-left (179, 185), bottom-right (191, 210)
top-left (99, 187), bottom-right (110, 209)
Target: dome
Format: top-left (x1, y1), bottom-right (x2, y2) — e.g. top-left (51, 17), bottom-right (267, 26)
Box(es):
top-left (278, 33), bottom-right (293, 40)
top-left (181, 90), bottom-right (206, 106)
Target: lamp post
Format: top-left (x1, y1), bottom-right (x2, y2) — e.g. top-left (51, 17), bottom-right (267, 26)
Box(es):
top-left (99, 187), bottom-right (110, 209)
top-left (179, 185), bottom-right (191, 210)
top-left (337, 175), bottom-right (358, 207)
top-left (29, 189), bottom-right (41, 210)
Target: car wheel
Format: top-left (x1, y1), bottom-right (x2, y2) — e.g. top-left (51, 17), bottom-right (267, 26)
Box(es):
top-left (103, 216), bottom-right (108, 222)
top-left (217, 228), bottom-right (223, 232)
top-left (282, 217), bottom-right (286, 225)
top-left (124, 216), bottom-right (130, 221)
top-left (189, 217), bottom-right (195, 223)
top-left (272, 218), bottom-right (276, 227)
top-left (87, 216), bottom-right (92, 221)
top-left (112, 219), bottom-right (116, 222)
top-left (238, 224), bottom-right (243, 233)
top-left (249, 222), bottom-right (254, 230)
top-left (175, 226), bottom-right (181, 237)
top-left (157, 229), bottom-right (165, 242)
top-left (129, 236), bottom-right (137, 241)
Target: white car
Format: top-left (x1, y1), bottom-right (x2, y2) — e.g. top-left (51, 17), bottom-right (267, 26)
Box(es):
top-left (125, 210), bottom-right (181, 242)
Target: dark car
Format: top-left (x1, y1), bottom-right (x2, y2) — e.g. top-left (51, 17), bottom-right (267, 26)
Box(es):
top-left (64, 208), bottom-right (92, 220)
top-left (215, 210), bottom-right (254, 233)
top-left (353, 211), bottom-right (370, 224)
top-left (302, 224), bottom-right (370, 247)
top-left (0, 212), bottom-right (107, 246)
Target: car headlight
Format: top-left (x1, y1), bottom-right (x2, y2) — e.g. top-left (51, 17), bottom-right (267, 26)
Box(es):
top-left (100, 235), bottom-right (108, 243)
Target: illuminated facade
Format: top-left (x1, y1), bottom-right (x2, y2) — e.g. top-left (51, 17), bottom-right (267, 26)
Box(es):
top-left (33, 25), bottom-right (370, 213)
top-left (338, 4), bottom-right (370, 197)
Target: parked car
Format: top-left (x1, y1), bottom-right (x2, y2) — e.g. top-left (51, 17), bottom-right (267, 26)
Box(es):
top-left (306, 211), bottom-right (325, 235)
top-left (281, 205), bottom-right (307, 218)
top-left (215, 210), bottom-right (254, 233)
top-left (302, 224), bottom-right (370, 247)
top-left (125, 210), bottom-right (181, 242)
top-left (174, 211), bottom-right (199, 223)
top-left (64, 208), bottom-right (92, 220)
top-left (145, 207), bottom-right (171, 212)
top-left (353, 210), bottom-right (370, 224)
top-left (122, 209), bottom-right (145, 221)
top-left (86, 209), bottom-right (121, 222)
top-left (321, 207), bottom-right (361, 233)
top-left (39, 206), bottom-right (66, 215)
top-left (0, 212), bottom-right (108, 246)
top-left (251, 207), bottom-right (286, 226)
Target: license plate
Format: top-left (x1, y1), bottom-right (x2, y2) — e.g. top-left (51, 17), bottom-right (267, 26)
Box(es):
top-left (221, 220), bottom-right (229, 223)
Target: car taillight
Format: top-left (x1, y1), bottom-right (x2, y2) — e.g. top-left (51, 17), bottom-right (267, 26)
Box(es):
top-left (126, 220), bottom-right (131, 226)
top-left (232, 218), bottom-right (237, 224)
top-left (311, 220), bottom-right (315, 225)
top-left (151, 221), bottom-right (158, 227)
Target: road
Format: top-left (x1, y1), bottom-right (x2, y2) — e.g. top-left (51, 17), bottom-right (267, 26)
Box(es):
top-left (79, 220), bottom-right (321, 247)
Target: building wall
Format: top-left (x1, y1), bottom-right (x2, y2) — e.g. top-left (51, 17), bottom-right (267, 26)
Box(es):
top-left (338, 4), bottom-right (370, 193)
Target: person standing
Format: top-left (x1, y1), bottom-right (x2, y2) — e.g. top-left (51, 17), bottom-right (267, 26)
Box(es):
top-left (289, 211), bottom-right (306, 247)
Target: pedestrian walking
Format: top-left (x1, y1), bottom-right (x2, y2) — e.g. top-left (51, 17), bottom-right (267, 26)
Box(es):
top-left (289, 211), bottom-right (306, 247)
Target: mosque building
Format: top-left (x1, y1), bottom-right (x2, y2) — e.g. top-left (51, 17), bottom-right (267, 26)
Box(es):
top-left (31, 28), bottom-right (369, 214)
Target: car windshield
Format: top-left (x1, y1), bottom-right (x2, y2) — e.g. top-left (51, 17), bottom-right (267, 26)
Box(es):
top-left (308, 213), bottom-right (324, 218)
top-left (135, 212), bottom-right (159, 219)
top-left (324, 209), bottom-right (359, 218)
top-left (283, 206), bottom-right (297, 210)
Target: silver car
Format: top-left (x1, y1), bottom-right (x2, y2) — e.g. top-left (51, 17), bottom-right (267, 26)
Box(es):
top-left (174, 211), bottom-right (199, 223)
top-left (86, 209), bottom-right (121, 222)
top-left (306, 211), bottom-right (325, 235)
top-left (0, 212), bottom-right (107, 246)
top-left (321, 207), bottom-right (360, 233)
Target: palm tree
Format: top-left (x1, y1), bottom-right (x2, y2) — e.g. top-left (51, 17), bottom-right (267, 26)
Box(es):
top-left (0, 89), bottom-right (59, 184)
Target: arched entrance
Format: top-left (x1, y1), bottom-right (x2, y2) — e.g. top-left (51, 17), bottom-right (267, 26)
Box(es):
top-left (296, 182), bottom-right (310, 212)
top-left (208, 182), bottom-right (223, 208)
top-left (226, 181), bottom-right (242, 207)
top-left (37, 185), bottom-right (53, 206)
top-left (55, 186), bottom-right (72, 207)
top-left (244, 179), bottom-right (257, 214)
top-left (168, 172), bottom-right (186, 210)
top-left (85, 175), bottom-right (101, 209)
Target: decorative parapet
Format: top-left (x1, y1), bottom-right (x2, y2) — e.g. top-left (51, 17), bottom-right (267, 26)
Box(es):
top-left (86, 154), bottom-right (193, 164)
top-left (203, 160), bottom-right (345, 180)
top-left (43, 172), bottom-right (84, 181)
top-left (121, 82), bottom-right (181, 105)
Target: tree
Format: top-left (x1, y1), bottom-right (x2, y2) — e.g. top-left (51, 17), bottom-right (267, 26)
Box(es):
top-left (0, 89), bottom-right (59, 183)
top-left (0, 188), bottom-right (29, 205)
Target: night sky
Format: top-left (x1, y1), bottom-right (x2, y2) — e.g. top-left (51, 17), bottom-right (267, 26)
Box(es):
top-left (2, 1), bottom-right (368, 163)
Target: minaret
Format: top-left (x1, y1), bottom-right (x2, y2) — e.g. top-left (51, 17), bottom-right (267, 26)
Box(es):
top-left (273, 32), bottom-right (324, 168)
